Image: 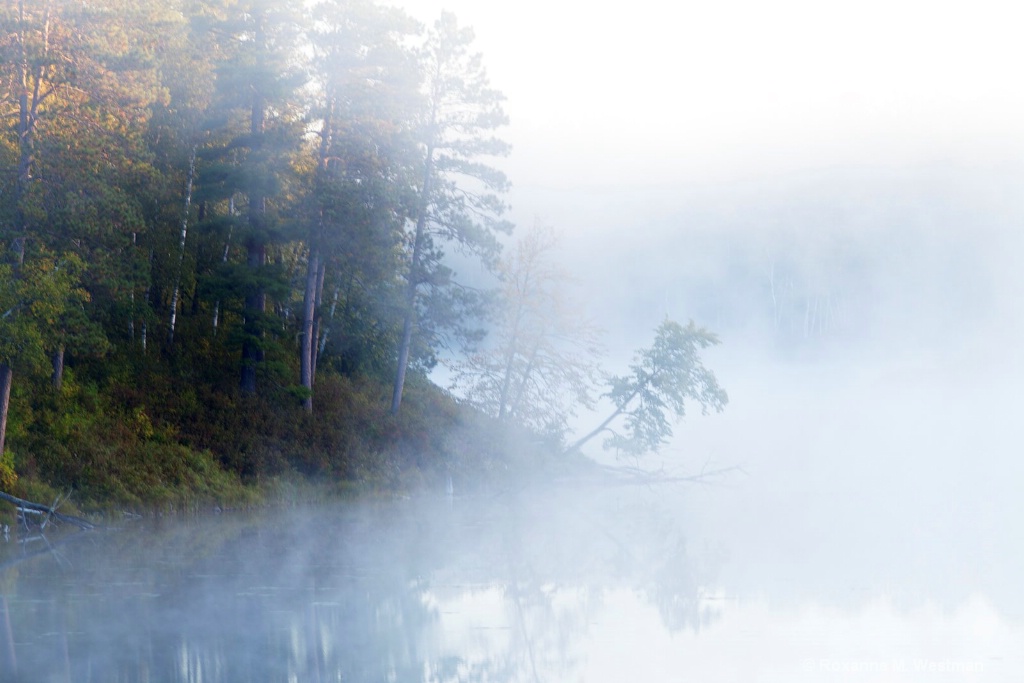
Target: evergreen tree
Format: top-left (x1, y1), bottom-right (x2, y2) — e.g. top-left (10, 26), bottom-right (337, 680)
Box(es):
top-left (390, 12), bottom-right (512, 414)
top-left (199, 0), bottom-right (306, 393)
top-left (299, 0), bottom-right (418, 410)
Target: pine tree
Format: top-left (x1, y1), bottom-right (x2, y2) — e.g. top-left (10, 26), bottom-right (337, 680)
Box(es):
top-left (390, 12), bottom-right (512, 414)
top-left (199, 0), bottom-right (306, 393)
top-left (299, 0), bottom-right (418, 410)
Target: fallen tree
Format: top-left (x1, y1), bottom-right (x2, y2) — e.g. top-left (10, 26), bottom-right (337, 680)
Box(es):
top-left (566, 319), bottom-right (728, 457)
top-left (0, 491), bottom-right (95, 531)
top-left (590, 462), bottom-right (745, 486)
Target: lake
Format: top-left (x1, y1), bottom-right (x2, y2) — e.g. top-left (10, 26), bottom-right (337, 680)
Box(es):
top-left (1, 480), bottom-right (1020, 682)
top-left (3, 353), bottom-right (1022, 681)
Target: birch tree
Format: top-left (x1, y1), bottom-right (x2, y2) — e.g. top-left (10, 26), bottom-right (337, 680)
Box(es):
top-left (449, 223), bottom-right (602, 438)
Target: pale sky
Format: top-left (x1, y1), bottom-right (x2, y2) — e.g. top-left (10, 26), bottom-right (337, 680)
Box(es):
top-left (390, 0), bottom-right (1024, 191)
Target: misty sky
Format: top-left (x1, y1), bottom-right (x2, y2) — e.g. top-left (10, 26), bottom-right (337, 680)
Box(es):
top-left (393, 0), bottom-right (1024, 197)
top-left (389, 0), bottom-right (1024, 366)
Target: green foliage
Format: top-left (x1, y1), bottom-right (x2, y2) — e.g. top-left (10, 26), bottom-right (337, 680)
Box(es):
top-left (567, 320), bottom-right (729, 458)
top-left (604, 320), bottom-right (728, 455)
top-left (391, 11), bottom-right (513, 413)
top-left (0, 450), bottom-right (16, 492)
top-left (0, 248), bottom-right (98, 373)
top-left (18, 367), bottom-right (254, 511)
top-left (0, 0), bottom-right (593, 510)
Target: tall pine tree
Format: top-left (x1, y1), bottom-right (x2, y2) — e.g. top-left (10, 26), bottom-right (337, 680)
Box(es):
top-left (390, 12), bottom-right (511, 414)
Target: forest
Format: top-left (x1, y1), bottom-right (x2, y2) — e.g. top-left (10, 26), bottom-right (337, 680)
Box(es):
top-left (0, 0), bottom-right (728, 511)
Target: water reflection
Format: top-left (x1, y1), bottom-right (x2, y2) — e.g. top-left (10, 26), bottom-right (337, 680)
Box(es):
top-left (0, 486), bottom-right (712, 682)
top-left (0, 482), bottom-right (1021, 681)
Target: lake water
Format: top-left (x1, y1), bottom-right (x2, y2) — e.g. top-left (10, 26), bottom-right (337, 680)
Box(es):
top-left (1, 481), bottom-right (1020, 682)
top-left (3, 353), bottom-right (1023, 681)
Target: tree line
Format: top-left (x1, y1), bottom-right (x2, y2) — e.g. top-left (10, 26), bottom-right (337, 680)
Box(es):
top-left (0, 0), bottom-right (509, 447)
top-left (0, 0), bottom-right (727, 502)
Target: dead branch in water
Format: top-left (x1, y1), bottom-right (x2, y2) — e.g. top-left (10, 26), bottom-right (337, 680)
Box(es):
top-left (0, 491), bottom-right (95, 530)
top-left (591, 462), bottom-right (747, 487)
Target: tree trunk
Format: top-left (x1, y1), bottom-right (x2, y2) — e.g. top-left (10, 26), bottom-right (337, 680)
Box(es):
top-left (51, 344), bottom-right (64, 390)
top-left (4, 0), bottom-right (32, 456)
top-left (213, 200), bottom-right (235, 335)
top-left (168, 145), bottom-right (197, 347)
top-left (508, 338), bottom-right (542, 421)
top-left (310, 259), bottom-right (326, 380)
top-left (317, 281), bottom-right (340, 357)
top-left (497, 293), bottom-right (530, 420)
top-left (0, 364), bottom-right (12, 458)
top-left (300, 248), bottom-right (319, 412)
top-left (391, 146), bottom-right (434, 414)
top-left (0, 490), bottom-right (95, 529)
top-left (303, 95), bottom-right (334, 400)
top-left (391, 293), bottom-right (417, 414)
top-left (240, 239), bottom-right (265, 394)
top-left (565, 385), bottom-right (642, 455)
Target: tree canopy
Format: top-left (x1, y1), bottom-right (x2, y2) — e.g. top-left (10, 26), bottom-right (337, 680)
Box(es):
top-left (0, 0), bottom-right (728, 505)
top-left (568, 320), bottom-right (728, 457)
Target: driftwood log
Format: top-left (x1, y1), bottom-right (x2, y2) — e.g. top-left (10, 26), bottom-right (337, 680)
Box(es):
top-left (0, 491), bottom-right (95, 530)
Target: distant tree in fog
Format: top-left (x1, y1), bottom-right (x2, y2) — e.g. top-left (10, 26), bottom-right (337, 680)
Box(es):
top-left (390, 12), bottom-right (513, 415)
top-left (763, 240), bottom-right (847, 344)
top-left (567, 320), bottom-right (727, 456)
top-left (449, 223), bottom-right (602, 439)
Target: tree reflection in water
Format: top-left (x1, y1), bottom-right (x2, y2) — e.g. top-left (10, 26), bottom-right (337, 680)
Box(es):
top-left (0, 483), bottom-right (717, 682)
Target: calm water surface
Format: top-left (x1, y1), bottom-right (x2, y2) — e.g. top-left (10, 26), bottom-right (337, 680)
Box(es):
top-left (1, 476), bottom-right (1020, 682)
top-left (3, 353), bottom-right (1023, 682)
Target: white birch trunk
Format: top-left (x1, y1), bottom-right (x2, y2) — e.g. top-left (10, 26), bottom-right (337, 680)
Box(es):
top-left (168, 145), bottom-right (197, 346)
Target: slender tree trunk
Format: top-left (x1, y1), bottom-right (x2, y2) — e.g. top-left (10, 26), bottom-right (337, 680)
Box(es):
top-left (301, 96), bottom-right (334, 405)
top-left (168, 145), bottom-right (197, 347)
top-left (2, 1), bottom-right (38, 458)
top-left (496, 333), bottom-right (522, 421)
top-left (140, 248), bottom-right (153, 353)
top-left (391, 146), bottom-right (434, 414)
top-left (497, 291), bottom-right (530, 420)
top-left (51, 344), bottom-right (64, 390)
top-left (317, 281), bottom-right (340, 357)
top-left (310, 258), bottom-right (325, 380)
top-left (565, 385), bottom-right (642, 454)
top-left (300, 248), bottom-right (319, 412)
top-left (391, 290), bottom-right (417, 414)
top-left (508, 338), bottom-right (542, 420)
top-left (0, 364), bottom-right (12, 458)
top-left (14, 0), bottom-right (46, 264)
top-left (213, 200), bottom-right (235, 335)
top-left (16, 0), bottom-right (39, 198)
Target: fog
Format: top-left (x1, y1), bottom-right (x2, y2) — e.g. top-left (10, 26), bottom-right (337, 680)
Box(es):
top-left (403, 0), bottom-right (1024, 673)
top-left (544, 160), bottom-right (1024, 620)
top-left (6, 0), bottom-right (1024, 679)
top-left (401, 0), bottom-right (1024, 656)
top-left (394, 0), bottom-right (1024, 184)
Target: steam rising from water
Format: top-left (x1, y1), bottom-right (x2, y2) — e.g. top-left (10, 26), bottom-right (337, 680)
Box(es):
top-left (5, 467), bottom-right (1023, 680)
